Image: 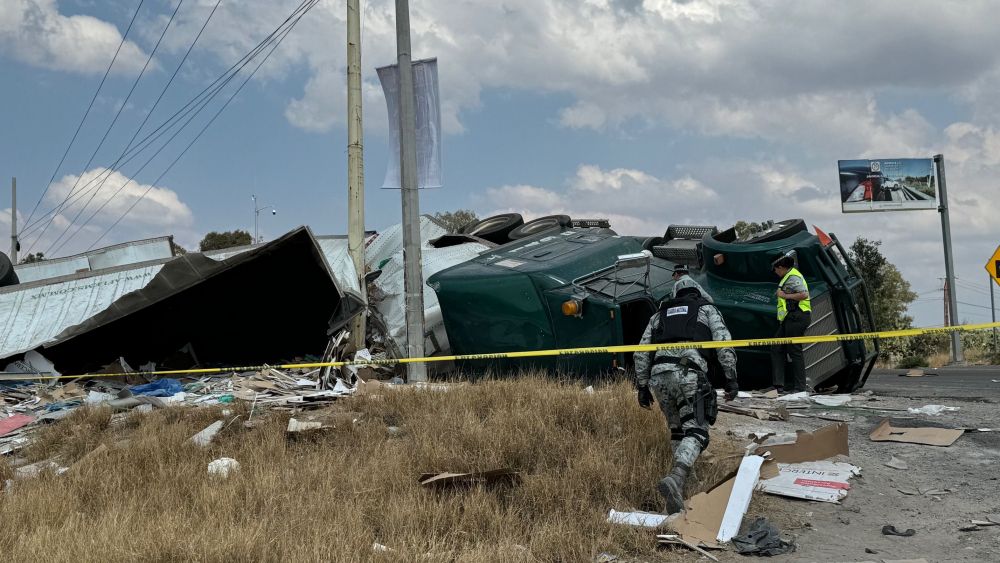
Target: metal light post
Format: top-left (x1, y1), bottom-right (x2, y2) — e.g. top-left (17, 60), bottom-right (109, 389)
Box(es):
top-left (933, 155), bottom-right (964, 364)
top-left (251, 194), bottom-right (276, 244)
top-left (394, 0), bottom-right (427, 382)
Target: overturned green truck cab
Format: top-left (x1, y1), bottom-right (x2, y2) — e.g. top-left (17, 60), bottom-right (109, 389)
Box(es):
top-left (427, 219), bottom-right (878, 391)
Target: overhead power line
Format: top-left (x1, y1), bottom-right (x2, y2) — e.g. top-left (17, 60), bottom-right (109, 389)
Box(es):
top-left (21, 0), bottom-right (312, 254)
top-left (85, 0), bottom-right (320, 251)
top-left (36, 0), bottom-right (188, 257)
top-left (21, 0), bottom-right (146, 233)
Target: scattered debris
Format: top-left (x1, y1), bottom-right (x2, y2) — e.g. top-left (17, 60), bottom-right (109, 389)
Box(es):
top-left (607, 510), bottom-right (667, 528)
top-left (657, 534), bottom-right (721, 561)
top-left (594, 552), bottom-right (618, 563)
top-left (870, 420), bottom-right (964, 447)
top-left (584, 385), bottom-right (595, 394)
top-left (989, 515), bottom-right (1000, 525)
top-left (881, 525), bottom-right (916, 537)
top-left (959, 524), bottom-right (981, 532)
top-left (757, 461), bottom-right (860, 503)
top-left (719, 403), bottom-right (789, 421)
top-left (731, 517), bottom-right (796, 556)
top-left (15, 458), bottom-right (68, 479)
top-left (900, 369), bottom-right (932, 377)
top-left (207, 457), bottom-right (240, 478)
top-left (189, 420), bottom-right (224, 447)
top-left (906, 404), bottom-right (959, 416)
top-left (418, 468), bottom-right (520, 488)
top-left (885, 456), bottom-right (909, 470)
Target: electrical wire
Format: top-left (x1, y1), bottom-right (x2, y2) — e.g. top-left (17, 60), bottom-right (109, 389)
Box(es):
top-left (18, 0), bottom-right (301, 240)
top-left (85, 0), bottom-right (319, 251)
top-left (21, 0), bottom-right (146, 234)
top-left (20, 0), bottom-right (312, 252)
top-left (36, 0), bottom-right (188, 256)
top-left (47, 0), bottom-right (226, 256)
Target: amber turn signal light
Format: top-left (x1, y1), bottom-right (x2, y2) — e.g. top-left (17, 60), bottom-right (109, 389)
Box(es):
top-left (562, 299), bottom-right (582, 316)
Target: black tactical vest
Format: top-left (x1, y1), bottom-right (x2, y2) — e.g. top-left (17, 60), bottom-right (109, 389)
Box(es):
top-left (652, 294), bottom-right (712, 344)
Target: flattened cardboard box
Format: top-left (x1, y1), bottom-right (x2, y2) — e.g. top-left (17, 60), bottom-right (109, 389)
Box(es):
top-left (870, 419), bottom-right (963, 447)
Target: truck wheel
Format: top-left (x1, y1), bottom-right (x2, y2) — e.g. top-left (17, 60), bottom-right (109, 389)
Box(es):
top-left (0, 252), bottom-right (19, 288)
top-left (508, 215), bottom-right (572, 240)
top-left (462, 213), bottom-right (524, 244)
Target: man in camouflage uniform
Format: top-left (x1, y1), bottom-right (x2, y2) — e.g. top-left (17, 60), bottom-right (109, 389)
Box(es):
top-left (635, 274), bottom-right (738, 514)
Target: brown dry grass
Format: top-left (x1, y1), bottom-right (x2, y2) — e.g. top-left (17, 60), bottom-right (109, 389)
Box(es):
top-left (0, 376), bottom-right (751, 562)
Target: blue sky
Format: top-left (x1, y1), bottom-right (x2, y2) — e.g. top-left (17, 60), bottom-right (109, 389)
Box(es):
top-left (2, 0), bottom-right (999, 327)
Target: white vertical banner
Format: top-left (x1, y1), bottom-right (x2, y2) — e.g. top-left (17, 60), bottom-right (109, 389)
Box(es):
top-left (377, 57), bottom-right (442, 189)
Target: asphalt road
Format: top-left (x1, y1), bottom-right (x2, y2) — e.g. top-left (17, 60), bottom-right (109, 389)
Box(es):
top-left (862, 365), bottom-right (1000, 399)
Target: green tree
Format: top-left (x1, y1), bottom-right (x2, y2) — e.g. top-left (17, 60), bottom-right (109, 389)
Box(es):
top-left (19, 252), bottom-right (45, 264)
top-left (199, 230), bottom-right (253, 252)
top-left (733, 219), bottom-right (774, 240)
top-left (433, 210), bottom-right (479, 233)
top-left (847, 237), bottom-right (917, 332)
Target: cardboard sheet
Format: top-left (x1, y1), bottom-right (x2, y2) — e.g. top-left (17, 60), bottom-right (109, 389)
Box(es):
top-left (754, 423), bottom-right (849, 463)
top-left (758, 461), bottom-right (861, 503)
top-left (869, 419), bottom-right (963, 447)
top-left (668, 475), bottom-right (736, 548)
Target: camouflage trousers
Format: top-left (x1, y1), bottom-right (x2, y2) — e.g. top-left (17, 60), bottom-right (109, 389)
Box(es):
top-left (649, 366), bottom-right (712, 470)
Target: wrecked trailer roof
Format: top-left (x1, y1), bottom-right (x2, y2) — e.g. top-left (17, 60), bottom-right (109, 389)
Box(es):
top-left (0, 227), bottom-right (363, 373)
top-left (13, 236), bottom-right (175, 283)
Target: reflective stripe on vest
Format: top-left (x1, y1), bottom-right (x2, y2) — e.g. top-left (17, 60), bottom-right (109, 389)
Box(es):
top-left (777, 267), bottom-right (811, 321)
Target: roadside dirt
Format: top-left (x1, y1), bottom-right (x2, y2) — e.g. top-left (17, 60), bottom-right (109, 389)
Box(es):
top-left (701, 390), bottom-right (1000, 563)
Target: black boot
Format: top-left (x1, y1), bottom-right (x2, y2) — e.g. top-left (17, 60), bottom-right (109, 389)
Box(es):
top-left (657, 464), bottom-right (689, 515)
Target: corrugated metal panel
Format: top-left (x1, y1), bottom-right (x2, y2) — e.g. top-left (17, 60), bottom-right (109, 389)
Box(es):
top-left (14, 237), bottom-right (173, 283)
top-left (14, 257), bottom-right (90, 282)
top-left (365, 215), bottom-right (447, 270)
top-left (0, 265), bottom-right (163, 359)
top-left (315, 237), bottom-right (360, 294)
top-left (88, 238), bottom-right (173, 270)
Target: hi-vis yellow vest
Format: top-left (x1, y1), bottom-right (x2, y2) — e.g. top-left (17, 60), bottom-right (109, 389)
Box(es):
top-left (777, 267), bottom-right (811, 321)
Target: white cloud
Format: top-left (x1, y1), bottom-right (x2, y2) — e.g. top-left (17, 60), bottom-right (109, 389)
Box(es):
top-left (12, 168), bottom-right (195, 257)
top-left (158, 0), bottom-right (1000, 143)
top-left (0, 0), bottom-right (149, 74)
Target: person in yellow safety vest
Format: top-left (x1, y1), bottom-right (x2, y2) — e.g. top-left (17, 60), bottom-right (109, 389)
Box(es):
top-left (769, 252), bottom-right (812, 394)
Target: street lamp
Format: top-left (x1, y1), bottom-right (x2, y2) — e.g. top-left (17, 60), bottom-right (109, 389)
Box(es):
top-left (251, 194), bottom-right (276, 243)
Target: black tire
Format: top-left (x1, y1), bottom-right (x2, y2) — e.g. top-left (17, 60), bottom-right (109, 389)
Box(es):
top-left (462, 213), bottom-right (524, 244)
top-left (743, 219), bottom-right (807, 244)
top-left (642, 236), bottom-right (664, 251)
top-left (0, 252), bottom-right (18, 288)
top-left (508, 214), bottom-right (572, 240)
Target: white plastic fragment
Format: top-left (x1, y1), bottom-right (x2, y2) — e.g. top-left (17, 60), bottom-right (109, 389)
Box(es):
top-left (85, 390), bottom-right (114, 404)
top-left (207, 457), bottom-right (240, 478)
top-left (607, 509), bottom-right (668, 528)
top-left (907, 404), bottom-right (959, 416)
top-left (776, 391), bottom-right (810, 401)
top-left (811, 395), bottom-right (853, 407)
top-left (189, 420), bottom-right (224, 447)
top-left (287, 418), bottom-right (325, 433)
top-left (717, 455), bottom-right (765, 542)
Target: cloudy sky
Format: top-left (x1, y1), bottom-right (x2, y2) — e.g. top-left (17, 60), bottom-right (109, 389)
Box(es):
top-left (1, 0), bottom-right (998, 326)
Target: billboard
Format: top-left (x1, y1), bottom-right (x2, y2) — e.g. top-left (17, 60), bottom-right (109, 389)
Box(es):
top-left (839, 158), bottom-right (937, 212)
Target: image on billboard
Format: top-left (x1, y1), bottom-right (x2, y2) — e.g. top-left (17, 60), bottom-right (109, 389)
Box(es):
top-left (839, 158), bottom-right (937, 213)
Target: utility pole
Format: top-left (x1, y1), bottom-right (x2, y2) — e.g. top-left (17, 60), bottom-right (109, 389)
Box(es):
top-left (394, 0), bottom-right (427, 382)
top-left (347, 0), bottom-right (367, 352)
top-left (942, 279), bottom-right (951, 327)
top-left (934, 155), bottom-right (964, 363)
top-left (10, 177), bottom-right (17, 263)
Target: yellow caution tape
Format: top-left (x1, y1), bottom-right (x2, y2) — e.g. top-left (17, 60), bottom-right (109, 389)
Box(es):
top-left (7, 321), bottom-right (1000, 382)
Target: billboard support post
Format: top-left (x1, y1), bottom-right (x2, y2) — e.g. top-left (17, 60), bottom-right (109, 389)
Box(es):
top-left (934, 154), bottom-right (964, 364)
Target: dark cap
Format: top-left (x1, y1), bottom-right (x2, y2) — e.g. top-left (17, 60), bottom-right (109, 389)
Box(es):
top-left (672, 264), bottom-right (690, 275)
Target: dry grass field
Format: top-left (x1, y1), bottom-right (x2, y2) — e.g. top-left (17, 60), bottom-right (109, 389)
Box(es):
top-left (0, 376), bottom-right (758, 562)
